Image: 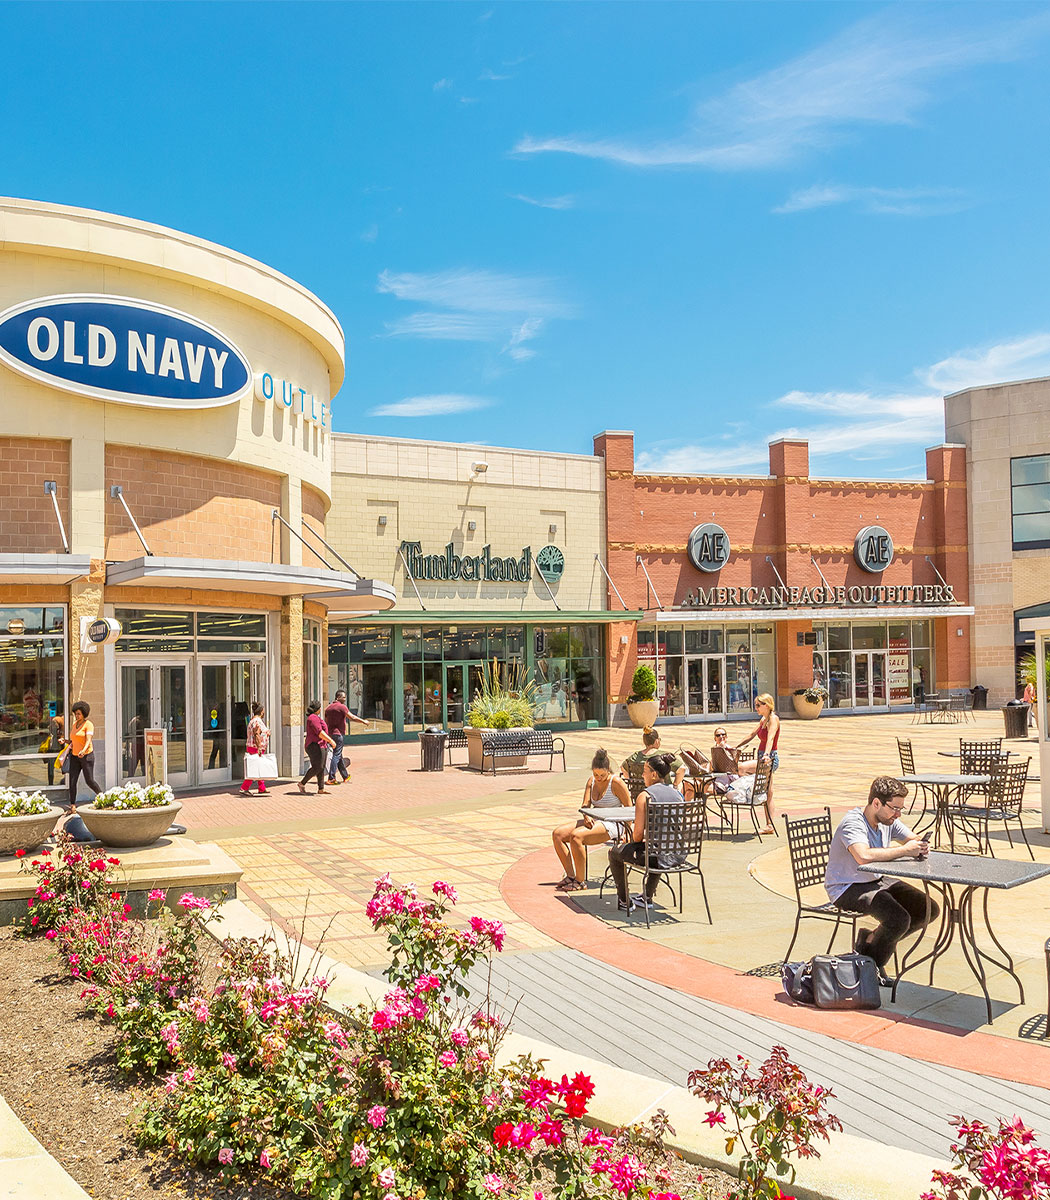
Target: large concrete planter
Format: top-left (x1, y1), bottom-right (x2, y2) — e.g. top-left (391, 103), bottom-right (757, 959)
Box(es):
top-left (79, 801), bottom-right (182, 848)
top-left (626, 699), bottom-right (658, 729)
top-left (465, 727), bottom-right (528, 771)
top-left (792, 694), bottom-right (825, 720)
top-left (0, 807), bottom-right (63, 855)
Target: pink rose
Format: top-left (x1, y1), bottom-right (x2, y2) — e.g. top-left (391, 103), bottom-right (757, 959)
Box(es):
top-left (367, 1105), bottom-right (387, 1129)
top-left (350, 1142), bottom-right (368, 1166)
top-left (260, 1150), bottom-right (272, 1169)
top-left (438, 1050), bottom-right (457, 1068)
top-left (483, 1174), bottom-right (503, 1195)
top-left (218, 1148), bottom-right (233, 1165)
top-left (378, 1167), bottom-right (396, 1188)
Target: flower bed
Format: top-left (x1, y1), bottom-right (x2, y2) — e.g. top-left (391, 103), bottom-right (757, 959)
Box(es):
top-left (0, 788), bottom-right (52, 817)
top-left (93, 782), bottom-right (175, 810)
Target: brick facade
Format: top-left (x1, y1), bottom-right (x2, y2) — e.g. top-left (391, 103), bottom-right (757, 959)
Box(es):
top-left (0, 438), bottom-right (71, 553)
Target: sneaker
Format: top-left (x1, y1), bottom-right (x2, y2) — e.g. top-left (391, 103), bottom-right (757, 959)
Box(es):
top-left (617, 898), bottom-right (632, 912)
top-left (240, 781), bottom-right (251, 793)
top-left (257, 784), bottom-right (267, 794)
top-left (630, 893), bottom-right (651, 909)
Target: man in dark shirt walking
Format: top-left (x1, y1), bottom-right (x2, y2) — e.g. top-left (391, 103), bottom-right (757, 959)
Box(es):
top-left (325, 689), bottom-right (369, 784)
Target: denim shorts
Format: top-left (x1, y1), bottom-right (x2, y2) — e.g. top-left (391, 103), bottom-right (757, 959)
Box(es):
top-left (762, 750), bottom-right (779, 772)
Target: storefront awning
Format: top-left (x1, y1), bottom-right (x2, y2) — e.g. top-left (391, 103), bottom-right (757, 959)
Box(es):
top-left (0, 553), bottom-right (92, 585)
top-left (652, 605), bottom-right (975, 623)
top-left (106, 556), bottom-right (396, 611)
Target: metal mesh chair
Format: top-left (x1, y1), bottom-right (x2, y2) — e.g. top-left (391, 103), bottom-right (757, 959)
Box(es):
top-left (959, 741), bottom-right (1008, 807)
top-left (718, 757), bottom-right (774, 841)
top-left (606, 799), bottom-right (710, 929)
top-left (623, 759), bottom-right (648, 802)
top-left (955, 758), bottom-right (1034, 859)
top-left (782, 806), bottom-right (858, 963)
top-left (1044, 936), bottom-right (1050, 1039)
top-left (896, 737), bottom-right (929, 819)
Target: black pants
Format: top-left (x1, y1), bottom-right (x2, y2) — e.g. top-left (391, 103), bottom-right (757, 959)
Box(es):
top-left (68, 752), bottom-right (101, 805)
top-left (607, 840), bottom-right (664, 904)
top-left (301, 742), bottom-right (326, 790)
top-left (834, 879), bottom-right (939, 969)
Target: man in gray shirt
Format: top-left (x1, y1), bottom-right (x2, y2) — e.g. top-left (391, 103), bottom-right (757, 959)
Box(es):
top-left (825, 776), bottom-right (938, 983)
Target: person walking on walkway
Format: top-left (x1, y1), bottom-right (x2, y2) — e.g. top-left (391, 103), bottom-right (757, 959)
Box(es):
top-left (299, 700), bottom-right (336, 795)
top-left (825, 776), bottom-right (938, 985)
top-left (325, 689), bottom-right (369, 785)
top-left (241, 702), bottom-right (271, 795)
top-left (607, 753), bottom-right (685, 913)
top-left (735, 692), bottom-right (780, 835)
top-left (65, 700), bottom-right (102, 812)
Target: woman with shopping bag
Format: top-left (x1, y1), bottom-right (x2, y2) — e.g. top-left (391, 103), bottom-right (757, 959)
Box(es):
top-left (241, 702), bottom-right (275, 795)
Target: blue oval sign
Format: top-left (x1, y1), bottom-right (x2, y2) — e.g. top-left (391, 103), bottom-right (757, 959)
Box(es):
top-left (0, 294), bottom-right (252, 409)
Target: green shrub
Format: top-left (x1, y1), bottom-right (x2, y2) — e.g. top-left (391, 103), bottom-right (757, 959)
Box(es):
top-left (630, 664), bottom-right (657, 701)
top-left (489, 710), bottom-right (512, 729)
top-left (467, 659), bottom-right (536, 729)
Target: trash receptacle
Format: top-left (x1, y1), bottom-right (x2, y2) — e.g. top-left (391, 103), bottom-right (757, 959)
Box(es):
top-left (970, 685), bottom-right (988, 711)
top-left (418, 727), bottom-right (448, 771)
top-left (1002, 702), bottom-right (1031, 739)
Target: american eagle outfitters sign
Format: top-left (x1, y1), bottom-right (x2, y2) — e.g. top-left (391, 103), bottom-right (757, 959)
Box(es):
top-left (400, 541), bottom-right (532, 583)
top-left (683, 583), bottom-right (957, 608)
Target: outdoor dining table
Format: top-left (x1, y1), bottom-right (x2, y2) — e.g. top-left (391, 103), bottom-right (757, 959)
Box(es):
top-left (897, 772), bottom-right (990, 852)
top-left (580, 806), bottom-right (636, 889)
top-left (859, 853), bottom-right (1050, 1024)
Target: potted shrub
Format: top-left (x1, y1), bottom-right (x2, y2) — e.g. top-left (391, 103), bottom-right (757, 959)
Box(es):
top-left (465, 660), bottom-right (535, 770)
top-left (79, 781), bottom-right (182, 847)
top-left (792, 684), bottom-right (828, 719)
top-left (0, 788), bottom-right (63, 855)
top-left (627, 664), bottom-right (658, 728)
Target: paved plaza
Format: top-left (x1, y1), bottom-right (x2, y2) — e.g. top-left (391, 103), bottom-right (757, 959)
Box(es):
top-left (159, 711), bottom-right (1050, 1160)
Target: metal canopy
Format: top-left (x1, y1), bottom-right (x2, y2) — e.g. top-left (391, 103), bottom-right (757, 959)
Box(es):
top-left (0, 553), bottom-right (92, 585)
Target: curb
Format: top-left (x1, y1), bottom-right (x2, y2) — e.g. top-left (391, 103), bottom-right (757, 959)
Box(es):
top-left (0, 1096), bottom-right (91, 1200)
top-left (210, 898), bottom-right (943, 1200)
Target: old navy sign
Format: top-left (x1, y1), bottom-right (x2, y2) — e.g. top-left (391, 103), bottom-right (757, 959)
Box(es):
top-left (683, 583), bottom-right (956, 608)
top-left (0, 295), bottom-right (252, 409)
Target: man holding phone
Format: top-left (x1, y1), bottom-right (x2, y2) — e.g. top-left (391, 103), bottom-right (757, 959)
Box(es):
top-left (825, 776), bottom-right (938, 985)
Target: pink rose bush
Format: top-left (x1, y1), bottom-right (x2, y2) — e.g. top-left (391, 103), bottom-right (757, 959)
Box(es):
top-left (923, 1116), bottom-right (1050, 1200)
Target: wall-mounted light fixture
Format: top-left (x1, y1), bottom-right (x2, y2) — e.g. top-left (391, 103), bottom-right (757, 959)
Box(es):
top-left (377, 515), bottom-right (388, 526)
top-left (548, 523), bottom-right (557, 535)
top-left (956, 628), bottom-right (964, 637)
top-left (467, 521), bottom-right (477, 531)
top-left (620, 635), bottom-right (629, 645)
top-left (471, 461), bottom-right (489, 475)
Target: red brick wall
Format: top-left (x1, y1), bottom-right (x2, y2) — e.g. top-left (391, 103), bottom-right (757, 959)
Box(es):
top-left (104, 446), bottom-right (282, 562)
top-left (0, 438), bottom-right (71, 553)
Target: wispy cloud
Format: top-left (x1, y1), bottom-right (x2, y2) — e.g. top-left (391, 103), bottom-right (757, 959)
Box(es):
top-left (514, 11), bottom-right (1049, 170)
top-left (360, 224), bottom-right (379, 243)
top-left (920, 333), bottom-right (1050, 393)
top-left (370, 394), bottom-right (492, 418)
top-left (509, 192), bottom-right (576, 210)
top-left (433, 78), bottom-right (453, 92)
top-left (480, 67), bottom-right (512, 82)
top-left (775, 183), bottom-right (969, 216)
top-left (377, 268), bottom-right (573, 361)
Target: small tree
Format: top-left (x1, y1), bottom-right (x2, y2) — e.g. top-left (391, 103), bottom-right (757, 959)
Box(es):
top-left (630, 664), bottom-right (657, 701)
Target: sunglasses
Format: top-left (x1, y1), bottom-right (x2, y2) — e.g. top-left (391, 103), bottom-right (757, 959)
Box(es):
top-left (715, 731), bottom-right (727, 737)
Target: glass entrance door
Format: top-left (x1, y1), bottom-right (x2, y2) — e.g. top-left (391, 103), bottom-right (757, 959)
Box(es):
top-left (443, 663), bottom-right (483, 728)
top-left (200, 663), bottom-right (230, 784)
top-left (119, 661), bottom-right (190, 788)
top-left (853, 653), bottom-right (888, 708)
top-left (685, 657), bottom-right (725, 716)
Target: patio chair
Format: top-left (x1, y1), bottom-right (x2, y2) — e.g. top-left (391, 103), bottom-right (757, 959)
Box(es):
top-left (680, 745), bottom-right (732, 837)
top-left (601, 798), bottom-right (711, 929)
top-left (623, 759), bottom-right (648, 802)
top-left (782, 806), bottom-right (858, 963)
top-left (896, 737), bottom-right (931, 820)
top-left (953, 758), bottom-right (1034, 859)
top-left (718, 757), bottom-right (774, 841)
top-left (959, 740), bottom-right (1008, 807)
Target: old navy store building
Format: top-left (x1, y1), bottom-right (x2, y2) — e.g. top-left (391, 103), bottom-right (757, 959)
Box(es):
top-left (0, 198), bottom-right (393, 795)
top-left (596, 431), bottom-right (973, 723)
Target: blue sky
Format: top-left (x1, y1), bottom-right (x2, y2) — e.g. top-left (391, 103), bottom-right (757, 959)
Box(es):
top-left (4, 1), bottom-right (1050, 477)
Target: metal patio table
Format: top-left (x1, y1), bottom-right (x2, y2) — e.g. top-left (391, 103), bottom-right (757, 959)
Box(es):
top-left (859, 853), bottom-right (1050, 1024)
top-left (580, 806), bottom-right (636, 888)
top-left (898, 773), bottom-right (990, 852)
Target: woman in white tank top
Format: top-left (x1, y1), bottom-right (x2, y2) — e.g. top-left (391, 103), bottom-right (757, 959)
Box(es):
top-left (551, 747), bottom-right (631, 892)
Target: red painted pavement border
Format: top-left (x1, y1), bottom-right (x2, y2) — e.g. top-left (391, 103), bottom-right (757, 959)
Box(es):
top-left (501, 848), bottom-right (1050, 1089)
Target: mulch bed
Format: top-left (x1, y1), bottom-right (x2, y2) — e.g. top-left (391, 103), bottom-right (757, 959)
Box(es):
top-left (0, 928), bottom-right (739, 1199)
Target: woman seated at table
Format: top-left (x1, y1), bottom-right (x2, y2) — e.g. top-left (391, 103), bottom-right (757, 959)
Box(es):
top-left (708, 726), bottom-right (741, 791)
top-left (620, 727), bottom-right (687, 792)
top-left (552, 748), bottom-right (630, 893)
top-left (607, 753), bottom-right (685, 912)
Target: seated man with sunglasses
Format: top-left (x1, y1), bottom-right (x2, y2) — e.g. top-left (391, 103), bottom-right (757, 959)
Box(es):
top-left (824, 776), bottom-right (938, 986)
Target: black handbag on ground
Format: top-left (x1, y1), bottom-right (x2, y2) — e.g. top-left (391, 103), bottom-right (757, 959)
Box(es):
top-left (780, 960), bottom-right (814, 1005)
top-left (810, 953), bottom-right (881, 1010)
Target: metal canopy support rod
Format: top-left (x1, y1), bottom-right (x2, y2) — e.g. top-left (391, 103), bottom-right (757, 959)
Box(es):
top-left (594, 554), bottom-right (629, 611)
top-left (109, 486), bottom-right (152, 556)
top-left (43, 481), bottom-right (69, 554)
top-left (271, 509), bottom-right (329, 569)
top-left (397, 543), bottom-right (427, 612)
top-left (297, 519), bottom-right (362, 577)
top-left (765, 555), bottom-right (788, 591)
top-left (533, 560), bottom-right (562, 611)
top-left (636, 555), bottom-right (665, 611)
top-left (811, 557), bottom-right (833, 592)
top-left (925, 555), bottom-right (950, 590)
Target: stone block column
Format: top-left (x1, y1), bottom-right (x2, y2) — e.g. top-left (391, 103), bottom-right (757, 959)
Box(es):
top-left (280, 595), bottom-right (304, 777)
top-left (68, 567), bottom-right (107, 780)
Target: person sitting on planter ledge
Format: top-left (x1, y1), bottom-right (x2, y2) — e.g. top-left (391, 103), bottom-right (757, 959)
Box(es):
top-left (824, 776), bottom-right (937, 986)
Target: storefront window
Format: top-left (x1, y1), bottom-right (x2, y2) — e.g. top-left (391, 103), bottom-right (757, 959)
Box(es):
top-left (0, 607), bottom-right (66, 791)
top-left (750, 626), bottom-right (776, 704)
top-left (303, 620), bottom-right (322, 711)
top-left (828, 652), bottom-right (853, 708)
top-left (336, 625), bottom-right (394, 737)
top-left (827, 624), bottom-right (851, 651)
top-left (660, 656), bottom-right (685, 717)
top-left (685, 627), bottom-right (724, 654)
top-left (852, 624), bottom-right (887, 651)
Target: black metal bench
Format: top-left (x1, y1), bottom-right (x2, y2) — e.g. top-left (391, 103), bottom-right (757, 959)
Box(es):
top-left (445, 727), bottom-right (469, 763)
top-left (480, 729), bottom-right (566, 775)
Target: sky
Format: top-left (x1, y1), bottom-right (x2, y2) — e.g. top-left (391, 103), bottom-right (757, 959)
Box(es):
top-left (3, 1), bottom-right (1050, 478)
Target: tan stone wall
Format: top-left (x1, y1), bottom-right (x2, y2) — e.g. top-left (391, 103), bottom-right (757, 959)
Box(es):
top-left (301, 484), bottom-right (328, 567)
top-left (946, 379), bottom-right (1050, 703)
top-left (104, 446), bottom-right (282, 562)
top-left (0, 438), bottom-right (70, 553)
top-left (329, 435), bottom-right (606, 613)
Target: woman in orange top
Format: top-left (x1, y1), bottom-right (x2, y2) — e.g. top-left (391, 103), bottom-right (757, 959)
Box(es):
top-left (65, 699), bottom-right (102, 811)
